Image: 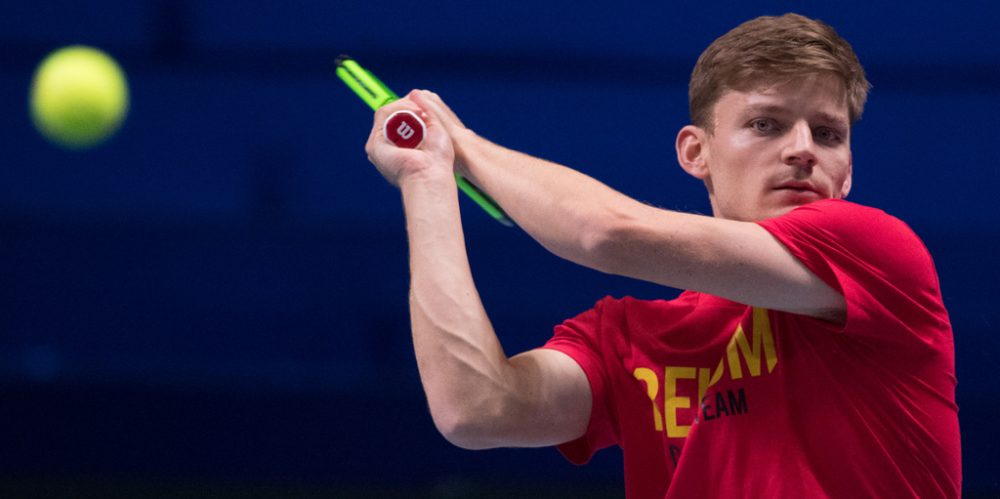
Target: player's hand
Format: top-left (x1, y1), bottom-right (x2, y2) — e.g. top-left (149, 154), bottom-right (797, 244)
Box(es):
top-left (410, 90), bottom-right (477, 178)
top-left (366, 91), bottom-right (455, 187)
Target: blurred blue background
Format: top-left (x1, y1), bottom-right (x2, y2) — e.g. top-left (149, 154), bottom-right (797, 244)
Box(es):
top-left (2, 1), bottom-right (998, 496)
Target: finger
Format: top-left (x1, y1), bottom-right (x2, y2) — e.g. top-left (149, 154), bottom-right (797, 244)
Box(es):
top-left (412, 90), bottom-right (465, 131)
top-left (374, 96), bottom-right (423, 127)
top-left (421, 90), bottom-right (463, 126)
top-left (428, 90), bottom-right (465, 127)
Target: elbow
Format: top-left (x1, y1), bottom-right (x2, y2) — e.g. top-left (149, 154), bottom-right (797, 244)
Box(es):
top-left (577, 207), bottom-right (641, 275)
top-left (430, 404), bottom-right (499, 450)
top-left (524, 196), bottom-right (643, 275)
top-left (579, 204), bottom-right (709, 282)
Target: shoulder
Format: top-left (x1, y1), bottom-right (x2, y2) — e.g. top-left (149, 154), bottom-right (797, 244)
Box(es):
top-left (759, 200), bottom-right (948, 339)
top-left (758, 199), bottom-right (935, 276)
top-left (555, 292), bottom-right (741, 348)
top-left (599, 292), bottom-right (703, 323)
top-left (555, 293), bottom-right (698, 337)
top-left (761, 199), bottom-right (911, 239)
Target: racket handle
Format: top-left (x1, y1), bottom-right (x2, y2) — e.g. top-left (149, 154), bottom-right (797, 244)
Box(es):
top-left (383, 110), bottom-right (514, 226)
top-left (339, 55), bottom-right (512, 226)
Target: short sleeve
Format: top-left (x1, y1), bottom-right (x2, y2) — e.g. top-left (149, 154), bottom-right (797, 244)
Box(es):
top-left (541, 298), bottom-right (619, 465)
top-left (757, 199), bottom-right (949, 346)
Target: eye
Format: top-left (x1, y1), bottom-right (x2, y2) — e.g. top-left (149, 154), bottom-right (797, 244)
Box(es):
top-left (749, 118), bottom-right (780, 134)
top-left (814, 127), bottom-right (844, 144)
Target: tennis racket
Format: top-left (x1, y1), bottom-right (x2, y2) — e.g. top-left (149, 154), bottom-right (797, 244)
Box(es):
top-left (335, 56), bottom-right (513, 227)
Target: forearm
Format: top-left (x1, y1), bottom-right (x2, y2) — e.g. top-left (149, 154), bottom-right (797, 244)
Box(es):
top-left (455, 130), bottom-right (688, 274)
top-left (398, 168), bottom-right (515, 444)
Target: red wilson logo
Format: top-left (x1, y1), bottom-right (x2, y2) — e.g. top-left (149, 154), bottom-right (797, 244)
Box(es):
top-left (385, 111), bottom-right (425, 149)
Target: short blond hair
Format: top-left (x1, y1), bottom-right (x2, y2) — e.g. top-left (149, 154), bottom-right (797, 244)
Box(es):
top-left (689, 13), bottom-right (870, 130)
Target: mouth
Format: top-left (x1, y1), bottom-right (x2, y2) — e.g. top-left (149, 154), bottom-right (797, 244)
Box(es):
top-left (773, 181), bottom-right (824, 203)
top-left (774, 181), bottom-right (821, 196)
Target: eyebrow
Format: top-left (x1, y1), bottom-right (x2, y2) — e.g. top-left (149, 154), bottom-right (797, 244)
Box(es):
top-left (813, 111), bottom-right (850, 131)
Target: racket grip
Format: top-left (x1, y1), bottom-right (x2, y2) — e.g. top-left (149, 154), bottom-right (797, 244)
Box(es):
top-left (382, 110), bottom-right (514, 226)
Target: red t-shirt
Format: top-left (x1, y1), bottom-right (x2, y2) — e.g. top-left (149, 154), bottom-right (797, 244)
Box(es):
top-left (543, 199), bottom-right (960, 498)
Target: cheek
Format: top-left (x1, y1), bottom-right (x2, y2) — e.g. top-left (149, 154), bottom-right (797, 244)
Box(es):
top-left (714, 151), bottom-right (762, 186)
top-left (705, 134), bottom-right (769, 190)
top-left (826, 151), bottom-right (853, 184)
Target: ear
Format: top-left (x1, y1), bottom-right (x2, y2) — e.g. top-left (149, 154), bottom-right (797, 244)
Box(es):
top-left (676, 125), bottom-right (710, 180)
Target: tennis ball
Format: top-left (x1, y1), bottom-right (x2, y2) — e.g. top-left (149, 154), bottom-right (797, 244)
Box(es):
top-left (30, 45), bottom-right (129, 149)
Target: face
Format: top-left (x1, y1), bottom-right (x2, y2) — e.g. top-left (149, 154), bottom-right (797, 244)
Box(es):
top-left (676, 73), bottom-right (853, 222)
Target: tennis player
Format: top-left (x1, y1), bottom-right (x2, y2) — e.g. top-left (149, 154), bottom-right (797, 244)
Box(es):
top-left (364, 13), bottom-right (960, 498)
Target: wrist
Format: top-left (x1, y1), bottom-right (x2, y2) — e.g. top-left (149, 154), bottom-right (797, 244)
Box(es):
top-left (452, 128), bottom-right (482, 180)
top-left (397, 162), bottom-right (457, 190)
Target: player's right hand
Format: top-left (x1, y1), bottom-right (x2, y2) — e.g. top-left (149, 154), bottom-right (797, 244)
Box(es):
top-left (410, 91), bottom-right (477, 179)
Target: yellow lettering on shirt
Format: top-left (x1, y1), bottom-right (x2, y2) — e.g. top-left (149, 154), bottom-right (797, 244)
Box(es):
top-left (633, 308), bottom-right (777, 434)
top-left (725, 308), bottom-right (777, 379)
top-left (664, 366), bottom-right (697, 437)
top-left (633, 367), bottom-right (663, 432)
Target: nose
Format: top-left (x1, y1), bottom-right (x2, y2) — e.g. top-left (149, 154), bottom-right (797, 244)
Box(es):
top-left (782, 121), bottom-right (817, 169)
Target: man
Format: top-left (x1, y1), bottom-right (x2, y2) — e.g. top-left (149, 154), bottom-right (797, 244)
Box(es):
top-left (364, 13), bottom-right (960, 498)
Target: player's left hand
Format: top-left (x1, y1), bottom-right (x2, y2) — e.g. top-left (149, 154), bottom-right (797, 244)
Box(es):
top-left (366, 90), bottom-right (455, 187)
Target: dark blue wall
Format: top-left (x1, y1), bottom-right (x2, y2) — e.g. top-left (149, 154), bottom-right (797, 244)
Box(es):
top-left (2, 1), bottom-right (998, 495)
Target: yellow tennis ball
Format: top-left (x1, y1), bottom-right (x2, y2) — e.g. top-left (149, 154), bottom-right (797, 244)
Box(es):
top-left (30, 45), bottom-right (129, 149)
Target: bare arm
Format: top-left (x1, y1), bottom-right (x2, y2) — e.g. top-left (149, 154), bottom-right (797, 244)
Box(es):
top-left (365, 95), bottom-right (591, 449)
top-left (415, 91), bottom-right (845, 322)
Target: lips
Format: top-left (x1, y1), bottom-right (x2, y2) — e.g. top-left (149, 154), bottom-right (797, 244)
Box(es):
top-left (775, 181), bottom-right (821, 196)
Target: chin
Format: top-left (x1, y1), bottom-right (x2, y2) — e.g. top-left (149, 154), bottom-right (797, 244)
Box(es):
top-left (757, 204), bottom-right (800, 221)
top-left (758, 192), bottom-right (829, 220)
